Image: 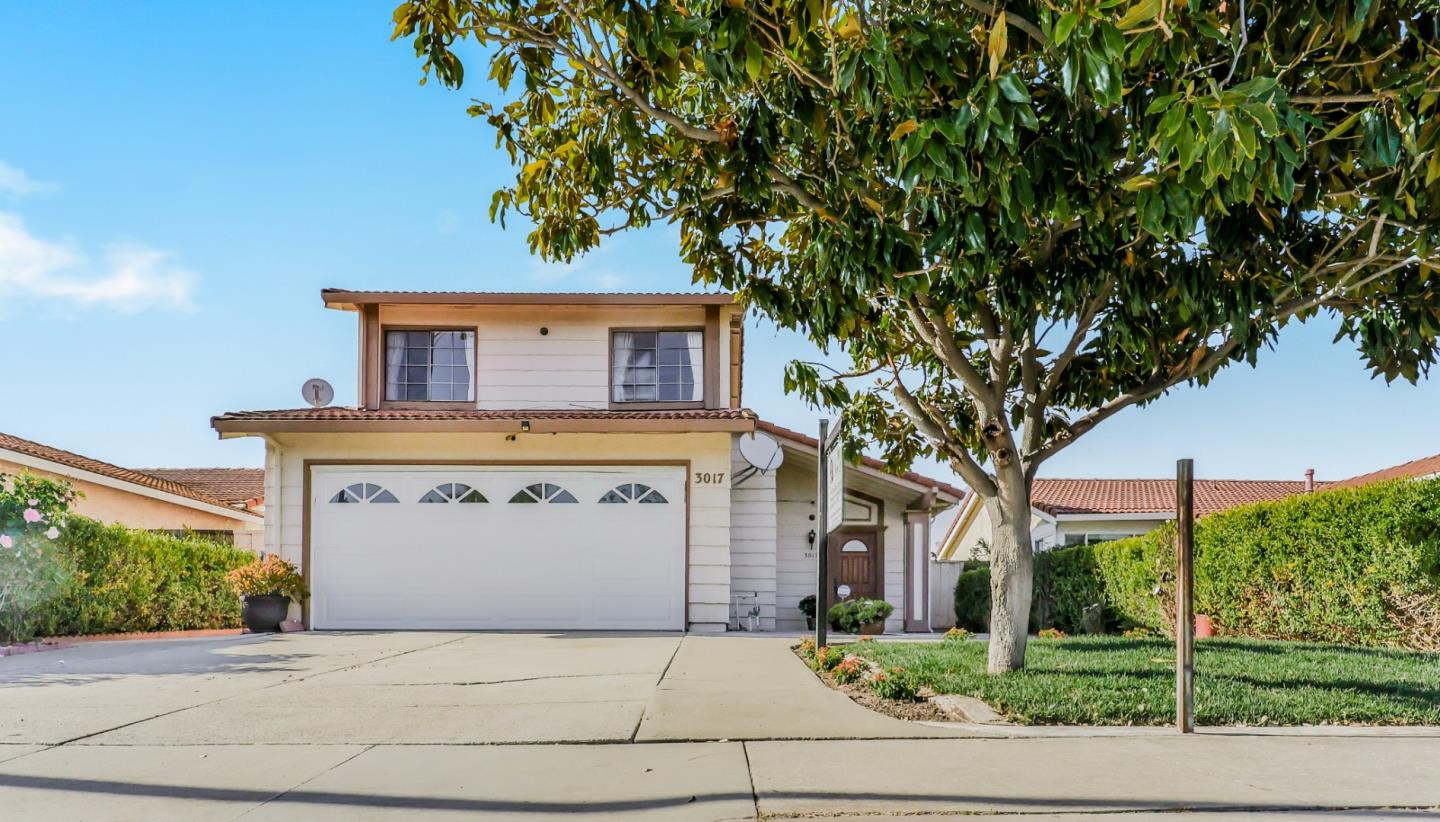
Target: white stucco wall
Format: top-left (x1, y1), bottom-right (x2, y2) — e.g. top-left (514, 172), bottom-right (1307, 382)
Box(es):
top-left (261, 430), bottom-right (734, 631)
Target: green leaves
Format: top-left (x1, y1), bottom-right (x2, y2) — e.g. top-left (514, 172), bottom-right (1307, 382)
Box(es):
top-left (392, 0), bottom-right (1440, 495)
top-left (1115, 0), bottom-right (1161, 31)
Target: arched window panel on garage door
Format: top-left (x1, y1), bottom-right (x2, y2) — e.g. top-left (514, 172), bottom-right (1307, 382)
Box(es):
top-left (419, 483), bottom-right (488, 504)
top-left (598, 483), bottom-right (668, 504)
top-left (330, 483), bottom-right (399, 504)
top-left (509, 483), bottom-right (579, 504)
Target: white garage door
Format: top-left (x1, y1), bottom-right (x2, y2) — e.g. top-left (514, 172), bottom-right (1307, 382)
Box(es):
top-left (309, 465), bottom-right (687, 630)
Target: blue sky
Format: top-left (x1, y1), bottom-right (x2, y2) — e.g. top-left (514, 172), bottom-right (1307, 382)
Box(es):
top-left (1, 2), bottom-right (1435, 486)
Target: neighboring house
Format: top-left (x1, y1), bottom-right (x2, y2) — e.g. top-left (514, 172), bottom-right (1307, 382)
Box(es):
top-left (1330, 452), bottom-right (1440, 489)
top-left (934, 475), bottom-right (1322, 562)
top-left (0, 432), bottom-right (264, 548)
top-left (212, 290), bottom-right (962, 632)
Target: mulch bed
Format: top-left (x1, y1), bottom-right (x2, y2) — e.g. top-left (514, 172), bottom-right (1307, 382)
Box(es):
top-left (794, 646), bottom-right (953, 723)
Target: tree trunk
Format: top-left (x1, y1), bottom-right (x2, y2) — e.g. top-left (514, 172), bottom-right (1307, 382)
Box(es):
top-left (984, 472), bottom-right (1034, 674)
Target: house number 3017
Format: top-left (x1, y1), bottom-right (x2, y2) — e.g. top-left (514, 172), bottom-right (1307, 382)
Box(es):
top-left (694, 471), bottom-right (726, 485)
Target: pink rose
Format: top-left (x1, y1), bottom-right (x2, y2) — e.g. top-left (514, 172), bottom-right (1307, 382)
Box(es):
top-left (45, 527), bottom-right (60, 540)
top-left (23, 508), bottom-right (43, 523)
top-left (0, 535), bottom-right (12, 550)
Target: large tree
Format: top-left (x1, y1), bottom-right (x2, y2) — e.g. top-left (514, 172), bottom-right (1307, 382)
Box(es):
top-left (394, 0), bottom-right (1440, 671)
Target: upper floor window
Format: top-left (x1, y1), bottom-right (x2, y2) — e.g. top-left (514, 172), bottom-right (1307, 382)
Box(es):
top-left (386, 330), bottom-right (475, 402)
top-left (612, 330), bottom-right (703, 403)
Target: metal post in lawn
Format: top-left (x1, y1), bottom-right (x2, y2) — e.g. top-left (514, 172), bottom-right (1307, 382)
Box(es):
top-left (815, 417), bottom-right (830, 649)
top-left (1175, 458), bottom-right (1195, 733)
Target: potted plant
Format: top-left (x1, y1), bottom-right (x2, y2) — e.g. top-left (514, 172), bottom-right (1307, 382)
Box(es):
top-left (226, 555), bottom-right (307, 633)
top-left (798, 595), bottom-right (817, 630)
top-left (826, 598), bottom-right (894, 635)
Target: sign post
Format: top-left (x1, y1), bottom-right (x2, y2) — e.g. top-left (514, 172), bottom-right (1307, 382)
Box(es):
top-left (1175, 458), bottom-right (1195, 733)
top-left (815, 418), bottom-right (844, 648)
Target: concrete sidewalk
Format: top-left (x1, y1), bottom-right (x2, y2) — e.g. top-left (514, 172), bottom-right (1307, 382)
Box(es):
top-left (636, 634), bottom-right (966, 740)
top-left (0, 735), bottom-right (1436, 819)
top-left (3, 632), bottom-right (1438, 818)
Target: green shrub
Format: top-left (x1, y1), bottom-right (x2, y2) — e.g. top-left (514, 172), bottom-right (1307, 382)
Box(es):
top-left (827, 598), bottom-right (894, 632)
top-left (0, 473), bottom-right (78, 643)
top-left (868, 666), bottom-right (921, 701)
top-left (953, 568), bottom-right (991, 632)
top-left (951, 479), bottom-right (1440, 650)
top-left (31, 516), bottom-right (255, 638)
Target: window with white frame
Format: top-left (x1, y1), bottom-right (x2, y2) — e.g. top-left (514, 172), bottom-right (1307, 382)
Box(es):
top-left (1061, 532), bottom-right (1139, 546)
top-left (385, 330), bottom-right (475, 402)
top-left (611, 330), bottom-right (703, 403)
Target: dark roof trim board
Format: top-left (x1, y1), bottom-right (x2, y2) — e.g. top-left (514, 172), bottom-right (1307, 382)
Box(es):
top-left (754, 420), bottom-right (965, 503)
top-left (213, 407), bottom-right (758, 435)
top-left (0, 432), bottom-right (261, 521)
top-left (322, 289), bottom-right (734, 310)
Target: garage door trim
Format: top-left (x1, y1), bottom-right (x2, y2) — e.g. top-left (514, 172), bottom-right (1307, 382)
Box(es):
top-left (301, 458), bottom-right (692, 629)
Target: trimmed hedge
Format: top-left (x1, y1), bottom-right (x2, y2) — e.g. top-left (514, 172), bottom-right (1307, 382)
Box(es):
top-left (33, 516), bottom-right (255, 637)
top-left (954, 479), bottom-right (1440, 649)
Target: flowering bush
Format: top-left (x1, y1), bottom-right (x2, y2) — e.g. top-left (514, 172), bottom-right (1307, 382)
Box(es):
top-left (811, 644), bottom-right (846, 672)
top-left (868, 666), bottom-right (921, 701)
top-left (1038, 627), bottom-right (1068, 639)
top-left (943, 627), bottom-right (971, 642)
top-left (831, 656), bottom-right (866, 685)
top-left (796, 637), bottom-right (817, 660)
top-left (0, 473), bottom-right (77, 644)
top-left (226, 555), bottom-right (308, 601)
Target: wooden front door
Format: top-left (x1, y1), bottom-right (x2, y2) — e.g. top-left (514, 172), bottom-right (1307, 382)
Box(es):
top-left (827, 529), bottom-right (881, 601)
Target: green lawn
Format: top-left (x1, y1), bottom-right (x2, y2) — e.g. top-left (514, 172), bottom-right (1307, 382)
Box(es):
top-left (852, 637), bottom-right (1440, 726)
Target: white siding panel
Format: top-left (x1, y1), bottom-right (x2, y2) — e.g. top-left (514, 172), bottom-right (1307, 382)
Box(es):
top-left (729, 436), bottom-right (778, 630)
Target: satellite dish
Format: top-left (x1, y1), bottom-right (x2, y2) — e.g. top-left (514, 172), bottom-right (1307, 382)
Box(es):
top-left (301, 378), bottom-right (334, 408)
top-left (738, 432), bottom-right (784, 473)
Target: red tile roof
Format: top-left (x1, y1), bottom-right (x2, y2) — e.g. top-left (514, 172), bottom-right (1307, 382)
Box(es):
top-left (1030, 478), bottom-right (1319, 517)
top-left (755, 420), bottom-right (966, 502)
top-left (1332, 453), bottom-right (1440, 490)
top-left (0, 432), bottom-right (247, 513)
top-left (141, 468), bottom-right (265, 508)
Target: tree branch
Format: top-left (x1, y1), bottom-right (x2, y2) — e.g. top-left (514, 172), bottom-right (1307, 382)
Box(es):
top-left (958, 0), bottom-right (1047, 45)
top-left (889, 370), bottom-right (998, 497)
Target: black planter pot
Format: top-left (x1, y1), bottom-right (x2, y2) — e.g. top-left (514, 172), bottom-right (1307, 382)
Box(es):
top-left (241, 594), bottom-right (290, 633)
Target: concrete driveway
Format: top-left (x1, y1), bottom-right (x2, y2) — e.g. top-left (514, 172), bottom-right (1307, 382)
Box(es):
top-left (2, 632), bottom-right (1438, 820)
top-left (0, 631), bottom-right (945, 746)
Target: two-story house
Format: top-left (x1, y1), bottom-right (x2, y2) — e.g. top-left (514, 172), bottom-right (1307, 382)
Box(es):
top-left (212, 290), bottom-right (963, 633)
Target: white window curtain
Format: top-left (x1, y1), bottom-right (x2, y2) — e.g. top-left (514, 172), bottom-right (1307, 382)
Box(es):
top-left (612, 330), bottom-right (702, 402)
top-left (612, 332), bottom-right (638, 401)
top-left (457, 333), bottom-right (475, 401)
top-left (384, 333), bottom-right (407, 401)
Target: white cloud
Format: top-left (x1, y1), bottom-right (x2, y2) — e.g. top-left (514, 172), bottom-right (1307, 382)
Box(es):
top-left (0, 212), bottom-right (195, 311)
top-left (523, 256), bottom-right (629, 290)
top-left (0, 161), bottom-right (57, 198)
